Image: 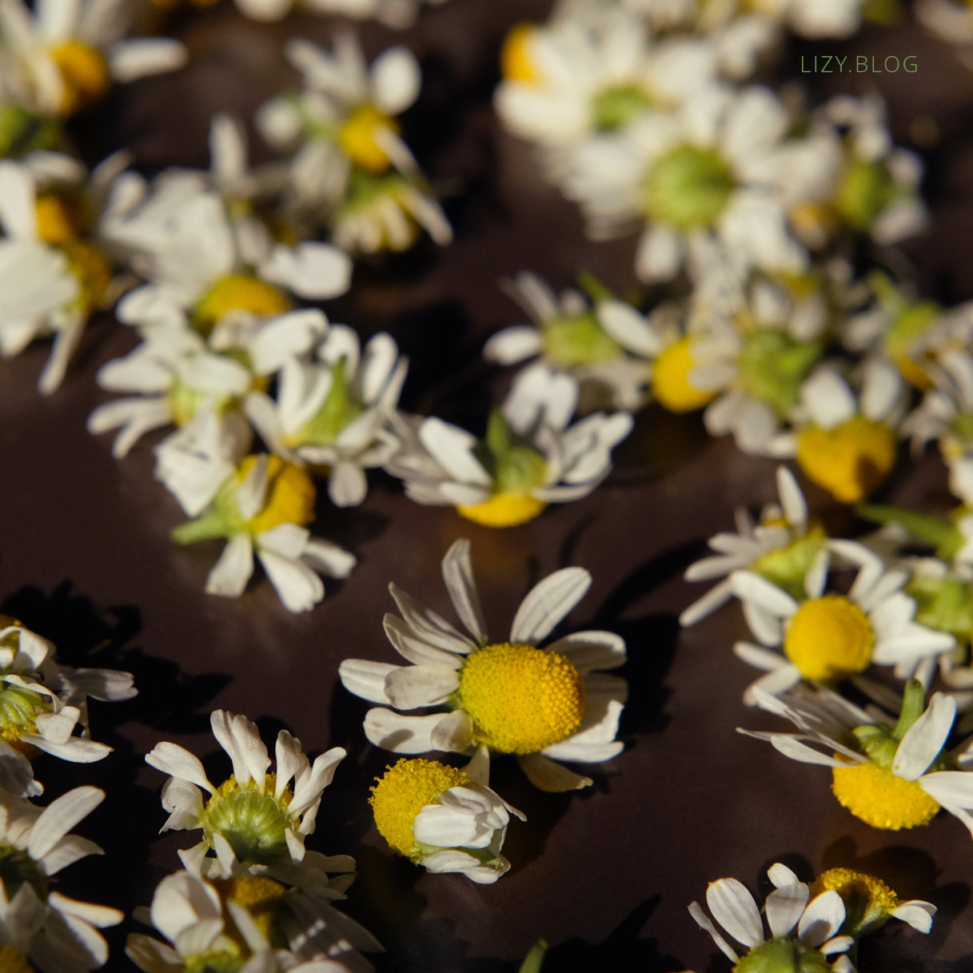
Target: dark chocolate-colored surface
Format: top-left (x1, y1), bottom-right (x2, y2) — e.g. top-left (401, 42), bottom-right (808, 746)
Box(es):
top-left (2, 3), bottom-right (973, 970)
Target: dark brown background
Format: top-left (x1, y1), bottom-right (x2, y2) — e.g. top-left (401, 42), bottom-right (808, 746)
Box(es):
top-left (2, 1), bottom-right (973, 970)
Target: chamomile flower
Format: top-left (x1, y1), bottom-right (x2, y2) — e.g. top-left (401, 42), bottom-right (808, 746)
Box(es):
top-left (0, 785), bottom-right (123, 971)
top-left (245, 327), bottom-right (407, 507)
top-left (810, 867), bottom-right (935, 937)
top-left (730, 539), bottom-right (956, 700)
top-left (112, 189), bottom-right (350, 334)
top-left (384, 364), bottom-right (632, 528)
top-left (87, 309), bottom-right (326, 458)
top-left (917, 0), bottom-right (973, 45)
top-left (741, 679), bottom-right (973, 835)
top-left (0, 156), bottom-right (117, 392)
top-left (0, 617), bottom-right (134, 796)
top-left (786, 359), bottom-right (905, 503)
top-left (0, 0), bottom-right (186, 118)
top-left (146, 710), bottom-right (350, 876)
top-left (902, 350), bottom-right (973, 463)
top-left (339, 538), bottom-right (627, 792)
top-left (560, 83), bottom-right (806, 284)
top-left (484, 271), bottom-right (671, 411)
top-left (170, 453), bottom-right (356, 612)
top-left (680, 465), bottom-right (827, 626)
top-left (126, 870), bottom-right (378, 973)
top-left (689, 862), bottom-right (854, 972)
top-left (369, 747), bottom-right (524, 883)
top-left (674, 273), bottom-right (830, 454)
top-left (495, 10), bottom-right (716, 154)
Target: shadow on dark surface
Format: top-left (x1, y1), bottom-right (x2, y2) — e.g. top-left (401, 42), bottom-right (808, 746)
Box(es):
top-left (463, 895), bottom-right (683, 973)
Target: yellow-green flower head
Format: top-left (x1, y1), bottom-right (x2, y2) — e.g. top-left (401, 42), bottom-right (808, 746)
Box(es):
top-left (369, 748), bottom-right (524, 883)
top-left (339, 538), bottom-right (627, 792)
top-left (742, 680), bottom-right (973, 834)
top-left (729, 539), bottom-right (955, 704)
top-left (811, 867), bottom-right (935, 938)
top-left (146, 710), bottom-right (349, 873)
top-left (0, 618), bottom-right (133, 796)
top-left (689, 862), bottom-right (853, 972)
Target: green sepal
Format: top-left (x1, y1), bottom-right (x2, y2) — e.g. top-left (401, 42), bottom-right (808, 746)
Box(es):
top-left (519, 940), bottom-right (549, 973)
top-left (855, 503), bottom-right (963, 560)
top-left (171, 514), bottom-right (232, 546)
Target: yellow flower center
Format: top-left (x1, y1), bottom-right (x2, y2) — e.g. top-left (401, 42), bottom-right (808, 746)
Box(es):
top-left (457, 642), bottom-right (585, 754)
top-left (795, 416), bottom-right (897, 503)
top-left (338, 104), bottom-right (401, 174)
top-left (212, 874), bottom-right (287, 945)
top-left (370, 758), bottom-right (470, 861)
top-left (193, 275), bottom-right (292, 336)
top-left (235, 455), bottom-right (316, 534)
top-left (457, 493), bottom-right (548, 528)
top-left (0, 945), bottom-right (35, 973)
top-left (63, 240), bottom-right (112, 315)
top-left (831, 761), bottom-right (940, 830)
top-left (49, 41), bottom-right (111, 116)
top-left (652, 336), bottom-right (717, 413)
top-left (34, 193), bottom-right (81, 245)
top-left (812, 866), bottom-right (898, 912)
top-left (784, 595), bottom-right (874, 682)
top-left (500, 24), bottom-right (539, 83)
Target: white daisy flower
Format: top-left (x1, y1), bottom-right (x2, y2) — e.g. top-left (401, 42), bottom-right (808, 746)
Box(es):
top-left (674, 273), bottom-right (830, 455)
top-left (484, 271), bottom-right (672, 411)
top-left (495, 10), bottom-right (716, 152)
top-left (87, 308), bottom-right (327, 458)
top-left (0, 156), bottom-right (118, 392)
top-left (0, 785), bottom-right (123, 971)
top-left (146, 710), bottom-right (350, 875)
top-left (680, 465), bottom-right (828, 626)
top-left (368, 747), bottom-right (524, 884)
top-left (560, 83), bottom-right (807, 283)
top-left (902, 350), bottom-right (973, 463)
top-left (741, 678), bottom-right (973, 836)
top-left (0, 618), bottom-right (133, 796)
top-left (339, 538), bottom-right (627, 792)
top-left (384, 364), bottom-right (632, 528)
top-left (917, 0), bottom-right (973, 44)
top-left (112, 188), bottom-right (351, 334)
top-left (0, 0), bottom-right (186, 117)
top-left (689, 861), bottom-right (854, 972)
top-left (170, 453), bottom-right (355, 612)
top-left (730, 539), bottom-right (957, 700)
top-left (245, 326), bottom-right (407, 507)
top-left (126, 869), bottom-right (378, 973)
top-left (785, 358), bottom-right (905, 503)
top-left (810, 866), bottom-right (936, 938)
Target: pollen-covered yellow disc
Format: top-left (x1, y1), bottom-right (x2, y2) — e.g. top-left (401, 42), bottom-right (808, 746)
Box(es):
top-left (214, 875), bottom-right (286, 944)
top-left (811, 867), bottom-right (898, 911)
top-left (237, 455), bottom-right (316, 533)
top-left (651, 336), bottom-right (716, 413)
top-left (370, 759), bottom-right (470, 860)
top-left (457, 641), bottom-right (585, 754)
top-left (50, 41), bottom-right (111, 116)
top-left (501, 24), bottom-right (539, 83)
top-left (194, 275), bottom-right (292, 335)
top-left (795, 416), bottom-right (897, 503)
top-left (784, 594), bottom-right (874, 682)
top-left (339, 104), bottom-right (400, 174)
top-left (457, 492), bottom-right (548, 528)
top-left (832, 761), bottom-right (940, 830)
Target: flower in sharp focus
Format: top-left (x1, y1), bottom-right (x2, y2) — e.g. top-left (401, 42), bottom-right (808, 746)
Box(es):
top-left (384, 363), bottom-right (632, 528)
top-left (245, 326), bottom-right (407, 507)
top-left (729, 539), bottom-right (956, 700)
top-left (485, 271), bottom-right (673, 411)
top-left (787, 359), bottom-right (905, 504)
top-left (680, 465), bottom-right (828, 626)
top-left (689, 862), bottom-right (854, 972)
top-left (169, 452), bottom-right (355, 612)
top-left (339, 538), bottom-right (627, 791)
top-left (126, 869), bottom-right (380, 973)
top-left (145, 710), bottom-right (352, 880)
top-left (0, 0), bottom-right (186, 117)
top-left (0, 617), bottom-right (133, 796)
top-left (741, 679), bottom-right (973, 833)
top-left (810, 867), bottom-right (935, 938)
top-left (0, 785), bottom-right (123, 972)
top-left (369, 747), bottom-right (524, 883)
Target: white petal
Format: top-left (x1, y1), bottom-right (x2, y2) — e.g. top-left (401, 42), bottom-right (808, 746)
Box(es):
top-left (441, 539), bottom-right (487, 644)
top-left (205, 535), bottom-right (254, 598)
top-left (517, 752), bottom-right (592, 791)
top-left (510, 567), bottom-right (591, 644)
top-left (893, 693), bottom-right (956, 781)
top-left (705, 878), bottom-right (764, 948)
